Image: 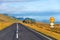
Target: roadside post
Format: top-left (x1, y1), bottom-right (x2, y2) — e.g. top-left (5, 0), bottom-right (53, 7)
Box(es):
top-left (50, 17), bottom-right (55, 29)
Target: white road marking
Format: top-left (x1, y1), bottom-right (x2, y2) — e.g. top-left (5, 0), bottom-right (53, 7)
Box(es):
top-left (16, 23), bottom-right (18, 39)
top-left (26, 27), bottom-right (53, 40)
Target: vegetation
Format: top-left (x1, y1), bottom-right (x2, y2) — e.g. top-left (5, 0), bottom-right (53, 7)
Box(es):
top-left (29, 22), bottom-right (60, 34)
top-left (0, 14), bottom-right (17, 31)
top-left (20, 22), bottom-right (60, 40)
top-left (23, 18), bottom-right (36, 24)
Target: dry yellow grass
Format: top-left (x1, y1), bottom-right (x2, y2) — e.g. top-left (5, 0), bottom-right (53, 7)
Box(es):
top-left (0, 14), bottom-right (60, 39)
top-left (19, 21), bottom-right (60, 40)
top-left (0, 22), bottom-right (15, 31)
top-left (35, 22), bottom-right (60, 34)
top-left (0, 14), bottom-right (17, 31)
top-left (0, 14), bottom-right (17, 22)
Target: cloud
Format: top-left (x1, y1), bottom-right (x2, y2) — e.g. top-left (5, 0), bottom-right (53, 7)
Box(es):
top-left (0, 2), bottom-right (26, 13)
top-left (0, 0), bottom-right (39, 2)
top-left (0, 0), bottom-right (60, 23)
top-left (0, 0), bottom-right (60, 14)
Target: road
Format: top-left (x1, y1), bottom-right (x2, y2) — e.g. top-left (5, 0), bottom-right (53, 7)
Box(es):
top-left (0, 23), bottom-right (55, 40)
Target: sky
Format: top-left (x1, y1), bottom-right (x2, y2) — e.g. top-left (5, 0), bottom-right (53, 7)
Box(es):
top-left (0, 0), bottom-right (60, 23)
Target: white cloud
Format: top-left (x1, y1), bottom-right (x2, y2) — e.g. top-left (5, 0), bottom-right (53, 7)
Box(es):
top-left (0, 0), bottom-right (39, 2)
top-left (0, 0), bottom-right (60, 14)
top-left (0, 2), bottom-right (26, 14)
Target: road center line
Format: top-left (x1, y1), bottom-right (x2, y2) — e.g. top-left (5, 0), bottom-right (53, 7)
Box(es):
top-left (16, 23), bottom-right (18, 39)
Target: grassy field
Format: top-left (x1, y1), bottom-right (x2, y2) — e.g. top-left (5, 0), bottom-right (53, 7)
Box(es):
top-left (20, 21), bottom-right (60, 40)
top-left (0, 14), bottom-right (17, 31)
top-left (0, 14), bottom-right (60, 40)
top-left (35, 22), bottom-right (60, 34)
top-left (0, 22), bottom-right (15, 30)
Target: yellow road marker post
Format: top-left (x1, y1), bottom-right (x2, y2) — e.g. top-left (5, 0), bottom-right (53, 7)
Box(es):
top-left (50, 17), bottom-right (55, 29)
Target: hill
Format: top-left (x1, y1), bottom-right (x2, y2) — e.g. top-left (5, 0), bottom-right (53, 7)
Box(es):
top-left (0, 14), bottom-right (17, 22)
top-left (0, 14), bottom-right (17, 31)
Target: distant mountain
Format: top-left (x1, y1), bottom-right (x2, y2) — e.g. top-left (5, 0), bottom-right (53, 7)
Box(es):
top-left (38, 19), bottom-right (60, 24)
top-left (16, 17), bottom-right (24, 21)
top-left (38, 20), bottom-right (49, 23)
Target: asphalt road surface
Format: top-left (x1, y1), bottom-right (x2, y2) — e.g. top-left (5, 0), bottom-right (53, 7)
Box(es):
top-left (0, 23), bottom-right (55, 40)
